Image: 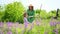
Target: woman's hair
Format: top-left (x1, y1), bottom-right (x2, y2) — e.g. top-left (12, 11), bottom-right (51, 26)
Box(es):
top-left (29, 6), bottom-right (33, 10)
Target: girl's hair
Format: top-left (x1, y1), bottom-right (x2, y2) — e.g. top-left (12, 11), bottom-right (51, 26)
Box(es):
top-left (24, 13), bottom-right (27, 17)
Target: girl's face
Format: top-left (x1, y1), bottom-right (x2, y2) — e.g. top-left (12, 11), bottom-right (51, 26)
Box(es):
top-left (25, 14), bottom-right (27, 18)
top-left (24, 13), bottom-right (28, 18)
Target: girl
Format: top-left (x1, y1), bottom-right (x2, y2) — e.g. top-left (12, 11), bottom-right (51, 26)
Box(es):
top-left (24, 12), bottom-right (29, 28)
top-left (22, 12), bottom-right (29, 34)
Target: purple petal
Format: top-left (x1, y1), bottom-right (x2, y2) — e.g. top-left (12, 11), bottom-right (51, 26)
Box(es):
top-left (53, 29), bottom-right (58, 34)
top-left (57, 21), bottom-right (60, 24)
top-left (0, 22), bottom-right (4, 27)
top-left (7, 22), bottom-right (13, 27)
top-left (50, 21), bottom-right (57, 26)
top-left (7, 31), bottom-right (12, 34)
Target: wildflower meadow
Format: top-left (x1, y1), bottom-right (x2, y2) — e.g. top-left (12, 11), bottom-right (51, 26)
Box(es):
top-left (0, 0), bottom-right (60, 34)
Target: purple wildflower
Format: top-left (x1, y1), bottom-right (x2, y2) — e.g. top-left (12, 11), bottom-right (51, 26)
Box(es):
top-left (36, 19), bottom-right (40, 26)
top-left (0, 22), bottom-right (4, 28)
top-left (7, 31), bottom-right (12, 34)
top-left (53, 29), bottom-right (58, 34)
top-left (57, 21), bottom-right (60, 24)
top-left (15, 22), bottom-right (19, 28)
top-left (0, 30), bottom-right (4, 34)
top-left (7, 22), bottom-right (13, 27)
top-left (7, 22), bottom-right (13, 29)
top-left (44, 30), bottom-right (49, 34)
top-left (50, 21), bottom-right (57, 26)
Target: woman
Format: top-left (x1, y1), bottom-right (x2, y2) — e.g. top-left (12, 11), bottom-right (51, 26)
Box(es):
top-left (27, 4), bottom-right (35, 23)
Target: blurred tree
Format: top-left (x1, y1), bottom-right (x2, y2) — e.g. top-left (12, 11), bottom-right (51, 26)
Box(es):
top-left (36, 9), bottom-right (41, 14)
top-left (2, 2), bottom-right (25, 23)
top-left (40, 10), bottom-right (48, 19)
top-left (58, 9), bottom-right (60, 17)
top-left (35, 9), bottom-right (41, 19)
top-left (36, 9), bottom-right (49, 19)
top-left (0, 6), bottom-right (2, 11)
top-left (56, 9), bottom-right (60, 19)
top-left (0, 6), bottom-right (4, 11)
top-left (0, 12), bottom-right (5, 22)
top-left (0, 6), bottom-right (5, 22)
top-left (48, 10), bottom-right (56, 19)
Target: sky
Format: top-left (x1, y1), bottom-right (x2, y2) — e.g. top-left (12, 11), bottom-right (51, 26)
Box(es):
top-left (0, 0), bottom-right (60, 12)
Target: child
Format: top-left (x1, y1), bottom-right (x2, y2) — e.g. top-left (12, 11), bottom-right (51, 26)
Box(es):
top-left (24, 12), bottom-right (29, 28)
top-left (22, 12), bottom-right (29, 34)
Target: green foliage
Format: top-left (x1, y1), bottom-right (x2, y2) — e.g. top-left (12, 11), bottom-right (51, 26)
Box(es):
top-left (0, 6), bottom-right (2, 11)
top-left (2, 2), bottom-right (24, 23)
top-left (40, 10), bottom-right (48, 19)
top-left (0, 2), bottom-right (60, 23)
top-left (48, 10), bottom-right (56, 17)
top-left (35, 9), bottom-right (59, 19)
top-left (35, 9), bottom-right (50, 19)
top-left (0, 11), bottom-right (5, 21)
top-left (58, 9), bottom-right (60, 17)
top-left (36, 9), bottom-right (41, 14)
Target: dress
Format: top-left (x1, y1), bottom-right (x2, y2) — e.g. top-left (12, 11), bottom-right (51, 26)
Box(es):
top-left (27, 10), bottom-right (35, 23)
top-left (24, 17), bottom-right (29, 28)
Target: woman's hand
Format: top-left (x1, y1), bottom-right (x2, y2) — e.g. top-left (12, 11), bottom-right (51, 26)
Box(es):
top-left (29, 16), bottom-right (33, 18)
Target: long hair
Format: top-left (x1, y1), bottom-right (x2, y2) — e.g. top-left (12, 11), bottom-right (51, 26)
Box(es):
top-left (29, 6), bottom-right (33, 10)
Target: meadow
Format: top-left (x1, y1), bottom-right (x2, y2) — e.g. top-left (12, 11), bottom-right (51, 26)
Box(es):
top-left (0, 19), bottom-right (60, 34)
top-left (0, 1), bottom-right (60, 34)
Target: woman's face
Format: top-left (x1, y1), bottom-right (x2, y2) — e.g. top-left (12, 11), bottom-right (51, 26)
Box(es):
top-left (30, 7), bottom-right (32, 10)
top-left (29, 6), bottom-right (33, 10)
